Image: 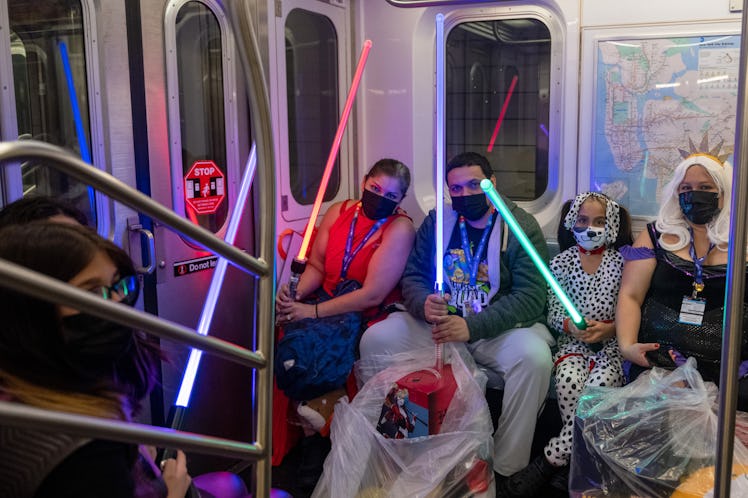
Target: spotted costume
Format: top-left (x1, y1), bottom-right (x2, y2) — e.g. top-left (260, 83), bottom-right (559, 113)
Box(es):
top-left (544, 192), bottom-right (625, 467)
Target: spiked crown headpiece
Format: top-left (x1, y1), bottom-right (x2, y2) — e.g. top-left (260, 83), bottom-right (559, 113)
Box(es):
top-left (677, 133), bottom-right (730, 166)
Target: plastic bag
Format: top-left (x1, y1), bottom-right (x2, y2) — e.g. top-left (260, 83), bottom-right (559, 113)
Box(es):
top-left (570, 357), bottom-right (748, 497)
top-left (312, 343), bottom-right (495, 498)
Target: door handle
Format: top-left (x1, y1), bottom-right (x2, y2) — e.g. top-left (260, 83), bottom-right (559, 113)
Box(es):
top-left (128, 223), bottom-right (157, 275)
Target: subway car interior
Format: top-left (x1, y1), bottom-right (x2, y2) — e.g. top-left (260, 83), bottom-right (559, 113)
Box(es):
top-left (1, 0), bottom-right (748, 496)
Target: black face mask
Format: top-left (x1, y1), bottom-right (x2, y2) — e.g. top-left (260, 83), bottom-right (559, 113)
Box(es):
top-left (451, 193), bottom-right (490, 221)
top-left (60, 313), bottom-right (134, 364)
top-left (361, 189), bottom-right (398, 219)
top-left (679, 190), bottom-right (720, 225)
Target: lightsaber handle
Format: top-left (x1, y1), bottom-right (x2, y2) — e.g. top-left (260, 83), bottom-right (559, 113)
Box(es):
top-left (434, 282), bottom-right (445, 371)
top-left (288, 258), bottom-right (307, 301)
top-left (159, 405), bottom-right (186, 459)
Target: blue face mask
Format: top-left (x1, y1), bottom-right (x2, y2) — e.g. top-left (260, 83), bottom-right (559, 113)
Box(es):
top-left (679, 190), bottom-right (720, 225)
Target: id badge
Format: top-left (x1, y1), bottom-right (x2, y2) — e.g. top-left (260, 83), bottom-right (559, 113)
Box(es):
top-left (679, 296), bottom-right (706, 325)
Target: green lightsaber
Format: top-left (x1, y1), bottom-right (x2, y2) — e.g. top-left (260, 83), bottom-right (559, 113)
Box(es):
top-left (480, 179), bottom-right (586, 330)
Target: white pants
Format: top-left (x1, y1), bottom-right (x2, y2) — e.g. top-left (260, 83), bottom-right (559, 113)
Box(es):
top-left (359, 311), bottom-right (554, 476)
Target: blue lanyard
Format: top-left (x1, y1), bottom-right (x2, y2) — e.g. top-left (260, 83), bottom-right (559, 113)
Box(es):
top-left (341, 204), bottom-right (386, 279)
top-left (458, 211), bottom-right (494, 286)
top-left (688, 227), bottom-right (715, 296)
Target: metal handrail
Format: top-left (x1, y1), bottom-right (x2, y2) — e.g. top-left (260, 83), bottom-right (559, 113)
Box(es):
top-left (223, 2), bottom-right (277, 497)
top-left (0, 401), bottom-right (263, 461)
top-left (0, 140), bottom-right (270, 279)
top-left (715, 6), bottom-right (748, 498)
top-left (0, 258), bottom-right (265, 369)
top-left (0, 140), bottom-right (272, 463)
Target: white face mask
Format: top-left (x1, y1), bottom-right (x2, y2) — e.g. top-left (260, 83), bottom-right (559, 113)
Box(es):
top-left (573, 225), bottom-right (606, 251)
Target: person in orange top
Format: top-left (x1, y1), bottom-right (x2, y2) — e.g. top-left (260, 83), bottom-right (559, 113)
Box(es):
top-left (276, 158), bottom-right (415, 325)
top-left (273, 159), bottom-right (415, 490)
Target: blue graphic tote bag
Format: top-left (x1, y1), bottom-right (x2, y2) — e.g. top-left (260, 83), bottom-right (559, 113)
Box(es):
top-left (275, 280), bottom-right (363, 400)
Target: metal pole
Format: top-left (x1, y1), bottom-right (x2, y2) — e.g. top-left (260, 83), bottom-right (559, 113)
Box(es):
top-left (223, 2), bottom-right (277, 497)
top-left (714, 9), bottom-right (748, 497)
top-left (0, 401), bottom-right (262, 460)
top-left (0, 258), bottom-right (265, 369)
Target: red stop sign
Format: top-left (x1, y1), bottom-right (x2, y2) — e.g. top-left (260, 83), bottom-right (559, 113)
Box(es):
top-left (184, 160), bottom-right (226, 215)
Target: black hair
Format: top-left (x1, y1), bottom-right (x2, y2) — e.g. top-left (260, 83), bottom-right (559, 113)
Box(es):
top-left (0, 195), bottom-right (88, 228)
top-left (615, 205), bottom-right (634, 250)
top-left (0, 222), bottom-right (159, 411)
top-left (446, 152), bottom-right (494, 179)
top-left (366, 158), bottom-right (411, 197)
top-left (557, 199), bottom-right (575, 252)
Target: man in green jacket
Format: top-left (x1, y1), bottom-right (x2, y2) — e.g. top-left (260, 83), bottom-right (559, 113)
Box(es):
top-left (359, 152), bottom-right (554, 480)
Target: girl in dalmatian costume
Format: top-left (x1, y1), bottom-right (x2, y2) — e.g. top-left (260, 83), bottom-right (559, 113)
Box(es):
top-left (498, 192), bottom-right (633, 497)
top-left (545, 191), bottom-right (631, 467)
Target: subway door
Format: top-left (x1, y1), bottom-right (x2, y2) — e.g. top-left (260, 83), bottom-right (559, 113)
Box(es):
top-left (270, 0), bottom-right (353, 280)
top-left (138, 0), bottom-right (255, 472)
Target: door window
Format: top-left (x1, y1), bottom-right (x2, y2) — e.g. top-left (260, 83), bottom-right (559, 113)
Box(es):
top-left (8, 0), bottom-right (98, 225)
top-left (172, 0), bottom-right (229, 232)
top-left (446, 18), bottom-right (551, 201)
top-left (285, 8), bottom-right (340, 206)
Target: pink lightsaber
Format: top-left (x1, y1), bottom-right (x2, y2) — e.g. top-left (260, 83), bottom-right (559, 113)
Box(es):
top-left (288, 40), bottom-right (373, 299)
top-left (487, 75), bottom-right (518, 153)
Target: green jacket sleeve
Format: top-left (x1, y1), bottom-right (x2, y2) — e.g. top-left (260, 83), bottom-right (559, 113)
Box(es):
top-left (464, 206), bottom-right (549, 341)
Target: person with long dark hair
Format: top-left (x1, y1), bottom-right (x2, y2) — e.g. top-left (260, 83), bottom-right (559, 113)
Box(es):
top-left (0, 222), bottom-right (190, 498)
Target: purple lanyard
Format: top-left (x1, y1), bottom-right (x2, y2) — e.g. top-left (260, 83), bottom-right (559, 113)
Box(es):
top-left (341, 205), bottom-right (386, 279)
top-left (458, 212), bottom-right (494, 286)
top-left (688, 227), bottom-right (715, 296)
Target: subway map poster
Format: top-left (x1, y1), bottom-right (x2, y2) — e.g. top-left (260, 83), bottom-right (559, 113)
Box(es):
top-left (591, 35), bottom-right (739, 217)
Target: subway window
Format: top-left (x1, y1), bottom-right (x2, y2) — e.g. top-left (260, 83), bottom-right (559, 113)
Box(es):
top-left (285, 8), bottom-right (340, 205)
top-left (8, 0), bottom-right (97, 224)
top-left (446, 18), bottom-right (551, 201)
top-left (174, 1), bottom-right (229, 232)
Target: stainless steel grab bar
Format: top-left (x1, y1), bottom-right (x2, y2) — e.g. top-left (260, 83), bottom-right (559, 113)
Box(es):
top-left (0, 140), bottom-right (270, 279)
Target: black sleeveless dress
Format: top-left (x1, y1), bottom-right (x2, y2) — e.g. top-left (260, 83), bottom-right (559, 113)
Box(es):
top-left (636, 223), bottom-right (748, 384)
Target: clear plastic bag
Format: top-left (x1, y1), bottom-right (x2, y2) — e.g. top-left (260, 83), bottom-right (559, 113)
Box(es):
top-left (312, 343), bottom-right (495, 498)
top-left (570, 358), bottom-right (748, 497)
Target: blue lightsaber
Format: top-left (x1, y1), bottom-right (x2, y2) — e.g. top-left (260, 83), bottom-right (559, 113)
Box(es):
top-left (480, 179), bottom-right (586, 329)
top-left (58, 41), bottom-right (95, 216)
top-left (174, 144), bottom-right (258, 412)
top-left (434, 13), bottom-right (446, 369)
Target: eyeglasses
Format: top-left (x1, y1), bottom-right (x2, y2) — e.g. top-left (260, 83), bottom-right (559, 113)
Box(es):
top-left (92, 275), bottom-right (140, 306)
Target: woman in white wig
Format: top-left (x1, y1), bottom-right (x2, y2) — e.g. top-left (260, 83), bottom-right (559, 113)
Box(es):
top-left (616, 145), bottom-right (748, 408)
